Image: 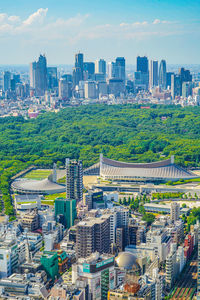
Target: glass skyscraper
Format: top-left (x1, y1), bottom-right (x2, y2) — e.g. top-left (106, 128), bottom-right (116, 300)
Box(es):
top-left (29, 54), bottom-right (47, 96)
top-left (159, 60), bottom-right (167, 90)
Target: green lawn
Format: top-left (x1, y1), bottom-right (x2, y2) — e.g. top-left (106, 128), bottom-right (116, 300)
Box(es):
top-left (57, 176), bottom-right (66, 184)
top-left (41, 200), bottom-right (54, 206)
top-left (44, 192), bottom-right (66, 200)
top-left (17, 201), bottom-right (37, 204)
top-left (166, 177), bottom-right (200, 186)
top-left (24, 169), bottom-right (52, 180)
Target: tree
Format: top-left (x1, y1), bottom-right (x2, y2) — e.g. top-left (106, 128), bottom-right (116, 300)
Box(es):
top-left (142, 213), bottom-right (155, 226)
top-left (123, 197), bottom-right (127, 206)
top-left (138, 205), bottom-right (145, 215)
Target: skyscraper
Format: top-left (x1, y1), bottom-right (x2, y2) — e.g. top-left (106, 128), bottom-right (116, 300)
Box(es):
top-left (3, 71), bottom-right (11, 92)
top-left (179, 67), bottom-right (192, 84)
top-left (107, 62), bottom-right (116, 79)
top-left (178, 68), bottom-right (192, 96)
top-left (75, 53), bottom-right (84, 77)
top-left (65, 159), bottom-right (83, 202)
top-left (136, 56), bottom-right (149, 89)
top-left (95, 59), bottom-right (106, 76)
top-left (47, 67), bottom-right (58, 89)
top-left (59, 78), bottom-right (71, 100)
top-left (182, 82), bottom-right (193, 98)
top-left (149, 60), bottom-right (158, 88)
top-left (29, 62), bottom-right (37, 89)
top-left (166, 72), bottom-right (174, 88)
top-left (159, 60), bottom-right (167, 90)
top-left (115, 57), bottom-right (126, 82)
top-left (29, 55), bottom-right (47, 96)
top-left (136, 56), bottom-right (148, 73)
top-left (171, 74), bottom-right (181, 99)
top-left (84, 81), bottom-right (96, 99)
top-left (83, 62), bottom-right (95, 80)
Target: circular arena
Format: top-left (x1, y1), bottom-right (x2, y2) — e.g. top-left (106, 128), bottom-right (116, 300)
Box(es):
top-left (11, 169), bottom-right (66, 195)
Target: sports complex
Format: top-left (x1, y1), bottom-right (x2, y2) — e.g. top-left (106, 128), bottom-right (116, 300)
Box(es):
top-left (11, 155), bottom-right (198, 195)
top-left (84, 154), bottom-right (197, 183)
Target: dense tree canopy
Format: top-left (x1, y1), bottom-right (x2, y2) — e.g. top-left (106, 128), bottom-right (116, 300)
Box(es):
top-left (1, 103), bottom-right (200, 215)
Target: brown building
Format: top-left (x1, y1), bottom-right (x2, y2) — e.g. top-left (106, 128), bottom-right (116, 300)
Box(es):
top-left (76, 215), bottom-right (110, 258)
top-left (21, 209), bottom-right (39, 231)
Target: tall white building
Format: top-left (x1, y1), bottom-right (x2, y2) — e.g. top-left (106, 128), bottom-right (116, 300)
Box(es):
top-left (109, 207), bottom-right (129, 244)
top-left (149, 60), bottom-right (158, 88)
top-left (59, 78), bottom-right (70, 100)
top-left (107, 62), bottom-right (116, 79)
top-left (146, 229), bottom-right (171, 261)
top-left (0, 240), bottom-right (18, 278)
top-left (84, 81), bottom-right (96, 99)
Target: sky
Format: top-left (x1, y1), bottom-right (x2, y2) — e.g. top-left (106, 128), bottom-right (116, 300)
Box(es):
top-left (0, 0), bottom-right (200, 65)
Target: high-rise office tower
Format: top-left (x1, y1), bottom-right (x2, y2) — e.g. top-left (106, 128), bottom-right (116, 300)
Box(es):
top-left (75, 53), bottom-right (84, 71)
top-left (36, 54), bottom-right (47, 96)
top-left (136, 56), bottom-right (148, 73)
top-left (135, 56), bottom-right (149, 89)
top-left (95, 59), bottom-right (106, 76)
top-left (179, 68), bottom-right (192, 84)
top-left (108, 62), bottom-right (116, 79)
top-left (30, 55), bottom-right (47, 96)
top-left (115, 57), bottom-right (126, 82)
top-left (47, 67), bottom-right (58, 89)
top-left (178, 68), bottom-right (192, 96)
top-left (84, 81), bottom-right (96, 99)
top-left (83, 62), bottom-right (95, 80)
top-left (182, 82), bottom-right (193, 98)
top-left (72, 67), bottom-right (82, 87)
top-left (65, 159), bottom-right (83, 202)
top-left (54, 197), bottom-right (76, 229)
top-left (30, 62), bottom-right (37, 89)
top-left (75, 53), bottom-right (84, 78)
top-left (3, 71), bottom-right (11, 92)
top-left (149, 60), bottom-right (158, 88)
top-left (171, 74), bottom-right (181, 99)
top-left (13, 74), bottom-right (20, 84)
top-left (76, 215), bottom-right (110, 258)
top-left (59, 78), bottom-right (71, 100)
top-left (73, 53), bottom-right (84, 87)
top-left (159, 60), bottom-right (167, 90)
top-left (166, 72), bottom-right (174, 88)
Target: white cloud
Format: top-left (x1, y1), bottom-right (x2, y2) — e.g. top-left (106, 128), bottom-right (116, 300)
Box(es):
top-left (8, 15), bottom-right (21, 23)
top-left (23, 8), bottom-right (48, 26)
top-left (0, 9), bottom-right (183, 45)
top-left (153, 19), bottom-right (161, 25)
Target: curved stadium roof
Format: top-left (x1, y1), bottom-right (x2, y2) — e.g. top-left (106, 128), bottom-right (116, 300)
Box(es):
top-left (11, 177), bottom-right (65, 194)
top-left (84, 155), bottom-right (197, 181)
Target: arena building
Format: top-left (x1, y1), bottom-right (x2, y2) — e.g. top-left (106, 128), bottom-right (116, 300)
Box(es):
top-left (84, 154), bottom-right (198, 183)
top-left (11, 165), bottom-right (65, 195)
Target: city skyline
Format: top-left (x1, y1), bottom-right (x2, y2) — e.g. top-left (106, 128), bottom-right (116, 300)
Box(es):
top-left (0, 0), bottom-right (200, 64)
